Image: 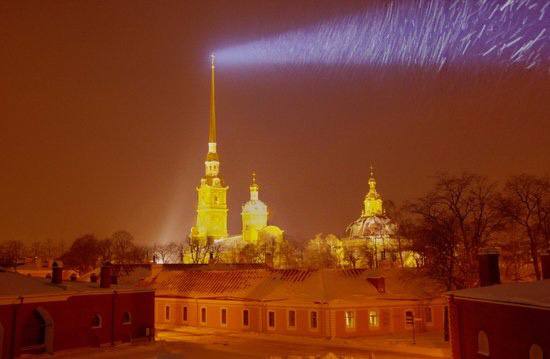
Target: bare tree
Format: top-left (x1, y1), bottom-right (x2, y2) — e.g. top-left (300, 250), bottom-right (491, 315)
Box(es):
top-left (497, 174), bottom-right (550, 279)
top-left (186, 235), bottom-right (220, 264)
top-left (407, 173), bottom-right (502, 289)
top-left (111, 230), bottom-right (135, 264)
top-left (0, 240), bottom-right (25, 269)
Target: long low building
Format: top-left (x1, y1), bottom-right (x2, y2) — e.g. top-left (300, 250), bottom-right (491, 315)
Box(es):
top-left (0, 263), bottom-right (154, 358)
top-left (140, 264), bottom-right (446, 338)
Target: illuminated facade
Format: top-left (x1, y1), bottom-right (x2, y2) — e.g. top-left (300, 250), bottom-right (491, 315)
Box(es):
top-left (187, 56), bottom-right (285, 265)
top-left (241, 172), bottom-right (268, 243)
top-left (345, 167), bottom-right (415, 268)
top-left (190, 55), bottom-right (228, 240)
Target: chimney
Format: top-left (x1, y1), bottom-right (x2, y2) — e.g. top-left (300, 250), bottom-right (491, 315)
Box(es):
top-left (541, 252), bottom-right (550, 280)
top-left (478, 248), bottom-right (501, 287)
top-left (100, 262), bottom-right (112, 288)
top-left (367, 277), bottom-right (386, 293)
top-left (90, 273), bottom-right (98, 283)
top-left (52, 260), bottom-right (63, 284)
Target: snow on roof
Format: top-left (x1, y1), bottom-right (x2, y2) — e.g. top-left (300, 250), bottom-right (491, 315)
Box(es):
top-left (0, 269), bottom-right (152, 300)
top-left (141, 266), bottom-right (444, 305)
top-left (448, 280), bottom-right (550, 309)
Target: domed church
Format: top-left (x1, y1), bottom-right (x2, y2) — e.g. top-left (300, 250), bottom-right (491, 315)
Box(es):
top-left (345, 168), bottom-right (415, 268)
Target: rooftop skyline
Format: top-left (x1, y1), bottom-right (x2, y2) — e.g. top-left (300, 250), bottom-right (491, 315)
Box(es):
top-left (2, 0), bottom-right (549, 244)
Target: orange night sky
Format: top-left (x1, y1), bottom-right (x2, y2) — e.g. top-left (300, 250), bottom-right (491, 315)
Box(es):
top-left (1, 0), bottom-right (549, 245)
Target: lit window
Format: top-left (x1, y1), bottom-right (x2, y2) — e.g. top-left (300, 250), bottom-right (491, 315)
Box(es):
top-left (221, 308), bottom-right (227, 326)
top-left (243, 309), bottom-right (249, 327)
top-left (477, 330), bottom-right (489, 356)
top-left (268, 311), bottom-right (275, 329)
top-left (529, 344), bottom-right (543, 359)
top-left (183, 306), bottom-right (188, 321)
top-left (288, 310), bottom-right (296, 328)
top-left (345, 311), bottom-right (355, 329)
top-left (165, 305), bottom-right (170, 321)
top-left (200, 307), bottom-right (207, 324)
top-left (122, 312), bottom-right (131, 325)
top-left (91, 314), bottom-right (102, 328)
top-left (425, 307), bottom-right (433, 324)
top-left (310, 311), bottom-right (318, 329)
top-left (369, 310), bottom-right (379, 327)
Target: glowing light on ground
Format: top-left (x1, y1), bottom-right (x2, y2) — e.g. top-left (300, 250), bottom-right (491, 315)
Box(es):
top-left (216, 0), bottom-right (549, 71)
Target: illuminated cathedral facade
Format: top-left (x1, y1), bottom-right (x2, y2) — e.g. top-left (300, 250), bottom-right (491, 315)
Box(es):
top-left (344, 168), bottom-right (416, 268)
top-left (188, 55), bottom-right (284, 263)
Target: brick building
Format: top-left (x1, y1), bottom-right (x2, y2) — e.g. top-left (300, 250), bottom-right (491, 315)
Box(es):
top-left (142, 264), bottom-right (446, 338)
top-left (0, 263), bottom-right (154, 358)
top-left (448, 251), bottom-right (550, 359)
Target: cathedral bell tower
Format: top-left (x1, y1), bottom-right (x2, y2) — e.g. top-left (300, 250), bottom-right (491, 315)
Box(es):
top-left (191, 54), bottom-right (229, 240)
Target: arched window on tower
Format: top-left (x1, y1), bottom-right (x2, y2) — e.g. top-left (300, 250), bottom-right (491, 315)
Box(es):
top-left (530, 344), bottom-right (543, 359)
top-left (477, 330), bottom-right (489, 356)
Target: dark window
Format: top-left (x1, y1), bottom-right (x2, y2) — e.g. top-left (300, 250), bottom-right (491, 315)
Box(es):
top-left (183, 306), bottom-right (188, 321)
top-left (122, 312), bottom-right (131, 324)
top-left (268, 311), bottom-right (275, 328)
top-left (310, 311), bottom-right (318, 329)
top-left (92, 314), bottom-right (102, 328)
top-left (288, 310), bottom-right (296, 328)
top-left (405, 310), bottom-right (414, 327)
top-left (243, 310), bottom-right (249, 327)
top-left (221, 308), bottom-right (227, 325)
top-left (201, 307), bottom-right (207, 323)
top-left (165, 306), bottom-right (170, 321)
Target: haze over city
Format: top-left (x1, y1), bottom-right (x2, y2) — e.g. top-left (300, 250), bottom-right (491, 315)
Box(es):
top-left (2, 0), bottom-right (548, 245)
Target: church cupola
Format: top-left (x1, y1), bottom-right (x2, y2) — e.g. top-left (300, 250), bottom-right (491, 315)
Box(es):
top-left (362, 166), bottom-right (383, 217)
top-left (241, 172), bottom-right (268, 243)
top-left (250, 172), bottom-right (259, 201)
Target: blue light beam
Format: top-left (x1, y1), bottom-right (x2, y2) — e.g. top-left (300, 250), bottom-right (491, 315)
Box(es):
top-left (216, 0), bottom-right (549, 71)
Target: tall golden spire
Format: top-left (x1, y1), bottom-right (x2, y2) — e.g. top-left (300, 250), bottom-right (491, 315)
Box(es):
top-left (206, 53), bottom-right (219, 163)
top-left (209, 53), bottom-right (216, 144)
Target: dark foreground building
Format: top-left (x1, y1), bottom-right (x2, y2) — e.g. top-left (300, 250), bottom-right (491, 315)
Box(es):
top-left (448, 252), bottom-right (550, 359)
top-left (0, 263), bottom-right (154, 358)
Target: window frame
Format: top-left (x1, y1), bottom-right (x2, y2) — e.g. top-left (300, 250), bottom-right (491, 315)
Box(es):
top-left (368, 309), bottom-right (380, 329)
top-left (182, 306), bottom-right (188, 322)
top-left (477, 330), bottom-right (490, 356)
top-left (242, 309), bottom-right (250, 328)
top-left (122, 311), bottom-right (132, 325)
top-left (287, 309), bottom-right (297, 330)
top-left (309, 310), bottom-right (319, 331)
top-left (267, 310), bottom-right (276, 330)
top-left (91, 314), bottom-right (102, 329)
top-left (424, 306), bottom-right (433, 325)
top-left (200, 306), bottom-right (207, 325)
top-left (220, 307), bottom-right (228, 327)
top-left (404, 309), bottom-right (415, 329)
top-left (344, 310), bottom-right (356, 331)
top-left (529, 344), bottom-right (543, 359)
